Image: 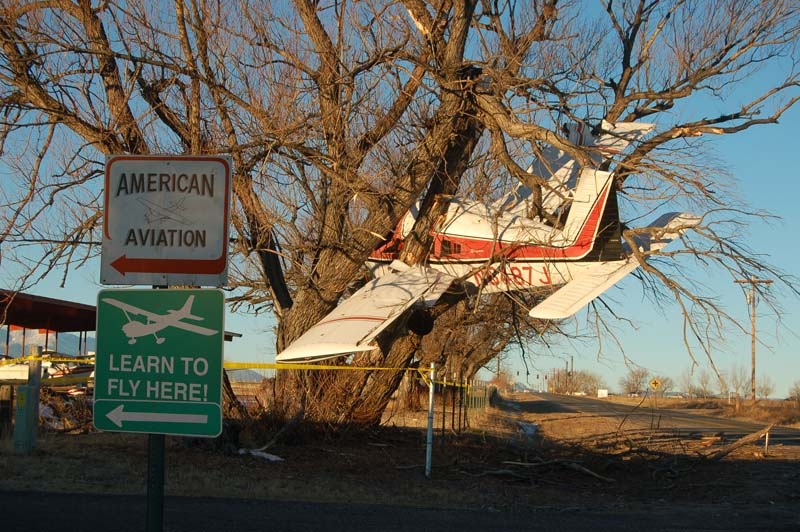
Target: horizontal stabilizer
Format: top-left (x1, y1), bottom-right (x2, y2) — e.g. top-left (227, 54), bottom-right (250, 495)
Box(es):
top-left (528, 259), bottom-right (638, 320)
top-left (623, 212), bottom-right (701, 253)
top-left (276, 266), bottom-right (453, 363)
top-left (593, 120), bottom-right (655, 155)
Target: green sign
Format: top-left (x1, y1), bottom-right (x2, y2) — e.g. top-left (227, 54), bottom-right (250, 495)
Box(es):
top-left (93, 288), bottom-right (224, 437)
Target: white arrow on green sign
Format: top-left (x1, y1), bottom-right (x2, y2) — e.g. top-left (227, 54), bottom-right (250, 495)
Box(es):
top-left (106, 404), bottom-right (208, 427)
top-left (93, 288), bottom-right (224, 437)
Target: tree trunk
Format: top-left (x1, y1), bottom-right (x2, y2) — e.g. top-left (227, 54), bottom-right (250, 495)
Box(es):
top-left (222, 370), bottom-right (248, 422)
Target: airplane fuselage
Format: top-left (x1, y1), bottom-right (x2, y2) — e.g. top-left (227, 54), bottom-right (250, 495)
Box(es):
top-left (367, 255), bottom-right (622, 294)
top-left (122, 320), bottom-right (169, 343)
top-left (367, 171), bottom-right (623, 294)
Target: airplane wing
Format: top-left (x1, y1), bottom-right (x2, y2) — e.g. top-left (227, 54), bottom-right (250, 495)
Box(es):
top-left (101, 298), bottom-right (162, 321)
top-left (169, 321), bottom-right (218, 336)
top-left (528, 259), bottom-right (639, 320)
top-left (529, 211), bottom-right (701, 320)
top-left (276, 265), bottom-right (454, 363)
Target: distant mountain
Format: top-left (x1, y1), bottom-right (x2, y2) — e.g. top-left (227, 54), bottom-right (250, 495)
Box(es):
top-left (2, 329), bottom-right (96, 358)
top-left (226, 368), bottom-right (270, 383)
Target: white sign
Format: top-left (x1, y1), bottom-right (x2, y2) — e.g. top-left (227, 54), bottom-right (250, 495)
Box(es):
top-left (101, 155), bottom-right (231, 286)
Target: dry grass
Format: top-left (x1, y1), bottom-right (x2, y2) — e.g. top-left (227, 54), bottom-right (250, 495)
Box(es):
top-left (1, 391), bottom-right (799, 511)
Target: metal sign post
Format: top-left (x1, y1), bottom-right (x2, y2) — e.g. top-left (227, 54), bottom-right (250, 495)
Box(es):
top-left (99, 155), bottom-right (232, 532)
top-left (425, 363), bottom-right (435, 479)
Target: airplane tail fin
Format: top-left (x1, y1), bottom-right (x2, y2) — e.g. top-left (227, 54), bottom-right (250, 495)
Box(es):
top-left (173, 295), bottom-right (204, 321)
top-left (494, 121), bottom-right (654, 217)
top-left (539, 160), bottom-right (577, 214)
top-left (559, 168), bottom-right (614, 247)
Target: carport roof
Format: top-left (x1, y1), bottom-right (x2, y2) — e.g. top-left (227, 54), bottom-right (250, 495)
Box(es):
top-left (1, 290), bottom-right (96, 332)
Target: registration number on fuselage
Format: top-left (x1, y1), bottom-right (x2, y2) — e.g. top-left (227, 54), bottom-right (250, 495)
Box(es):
top-left (472, 264), bottom-right (554, 291)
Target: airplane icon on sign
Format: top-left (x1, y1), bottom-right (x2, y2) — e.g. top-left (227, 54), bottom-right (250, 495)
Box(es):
top-left (101, 295), bottom-right (218, 345)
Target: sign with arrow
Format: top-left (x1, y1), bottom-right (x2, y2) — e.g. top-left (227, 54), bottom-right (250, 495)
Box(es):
top-left (93, 288), bottom-right (224, 437)
top-left (101, 155), bottom-right (232, 286)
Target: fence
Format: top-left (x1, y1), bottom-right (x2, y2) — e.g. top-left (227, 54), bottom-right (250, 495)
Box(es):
top-left (433, 375), bottom-right (492, 435)
top-left (1, 353), bottom-right (493, 449)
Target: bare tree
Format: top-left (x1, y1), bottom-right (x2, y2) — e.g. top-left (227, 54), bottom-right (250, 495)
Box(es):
top-left (1, 1), bottom-right (799, 425)
top-left (726, 366), bottom-right (750, 399)
top-left (789, 381), bottom-right (800, 405)
top-left (679, 367), bottom-right (695, 396)
top-left (619, 367), bottom-right (650, 396)
top-left (570, 370), bottom-right (605, 396)
top-left (696, 369), bottom-right (714, 399)
top-left (756, 374), bottom-right (775, 399)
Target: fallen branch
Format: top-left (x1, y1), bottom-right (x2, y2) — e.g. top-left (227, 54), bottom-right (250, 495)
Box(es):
top-left (395, 464), bottom-right (424, 470)
top-left (504, 459), bottom-right (615, 482)
top-left (459, 468), bottom-right (529, 480)
top-left (562, 461), bottom-right (615, 483)
top-left (503, 459), bottom-right (559, 467)
top-left (238, 448), bottom-right (284, 462)
top-left (699, 434), bottom-right (723, 447)
top-left (702, 424), bottom-right (774, 461)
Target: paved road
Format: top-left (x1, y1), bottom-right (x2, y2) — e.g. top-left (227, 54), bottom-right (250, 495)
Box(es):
top-left (507, 392), bottom-right (800, 445)
top-left (3, 490), bottom-right (798, 532)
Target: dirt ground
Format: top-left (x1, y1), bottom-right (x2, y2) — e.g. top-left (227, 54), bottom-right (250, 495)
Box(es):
top-left (2, 392), bottom-right (800, 519)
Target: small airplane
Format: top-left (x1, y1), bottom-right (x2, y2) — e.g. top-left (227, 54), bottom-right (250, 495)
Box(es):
top-left (276, 121), bottom-right (700, 363)
top-left (137, 196), bottom-right (193, 225)
top-left (101, 295), bottom-right (218, 345)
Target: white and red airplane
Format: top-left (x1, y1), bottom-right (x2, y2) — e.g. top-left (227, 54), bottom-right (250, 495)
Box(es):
top-left (276, 121), bottom-right (700, 363)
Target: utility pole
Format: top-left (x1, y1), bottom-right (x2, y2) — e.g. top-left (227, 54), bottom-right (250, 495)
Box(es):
top-left (734, 276), bottom-right (772, 402)
top-left (570, 355), bottom-right (574, 394)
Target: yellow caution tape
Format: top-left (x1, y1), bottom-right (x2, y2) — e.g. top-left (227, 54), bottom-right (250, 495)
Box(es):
top-left (0, 355), bottom-right (95, 366)
top-left (222, 361), bottom-right (412, 372)
top-left (1, 357), bottom-right (472, 388)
